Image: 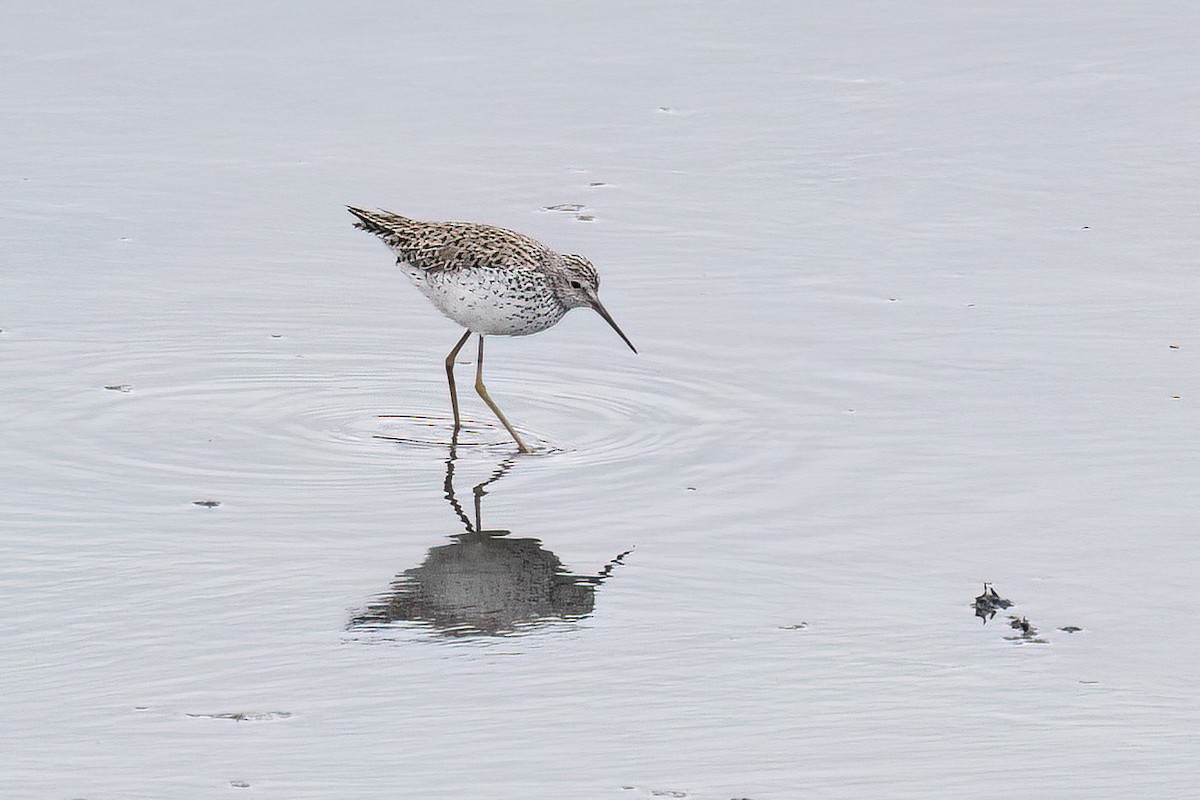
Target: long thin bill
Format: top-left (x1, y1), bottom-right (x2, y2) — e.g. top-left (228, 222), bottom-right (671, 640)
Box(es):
top-left (590, 298), bottom-right (637, 353)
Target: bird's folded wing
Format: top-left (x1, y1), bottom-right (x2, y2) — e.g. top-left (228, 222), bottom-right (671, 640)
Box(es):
top-left (348, 207), bottom-right (551, 273)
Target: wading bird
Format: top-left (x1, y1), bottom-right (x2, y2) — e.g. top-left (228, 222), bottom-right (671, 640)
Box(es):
top-left (348, 207), bottom-right (636, 452)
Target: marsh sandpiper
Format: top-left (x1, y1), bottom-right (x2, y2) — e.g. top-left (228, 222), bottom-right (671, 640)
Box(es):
top-left (348, 207), bottom-right (636, 452)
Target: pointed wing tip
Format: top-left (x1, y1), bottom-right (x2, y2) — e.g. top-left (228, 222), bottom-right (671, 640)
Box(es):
top-left (347, 206), bottom-right (405, 235)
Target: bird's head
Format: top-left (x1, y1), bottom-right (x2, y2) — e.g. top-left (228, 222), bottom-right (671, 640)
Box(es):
top-left (554, 254), bottom-right (636, 353)
top-left (554, 254), bottom-right (602, 309)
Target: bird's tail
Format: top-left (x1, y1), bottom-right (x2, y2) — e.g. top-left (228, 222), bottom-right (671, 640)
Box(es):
top-left (346, 206), bottom-right (414, 239)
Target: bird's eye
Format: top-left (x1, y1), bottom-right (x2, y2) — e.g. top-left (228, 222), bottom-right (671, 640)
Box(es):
top-left (570, 280), bottom-right (583, 289)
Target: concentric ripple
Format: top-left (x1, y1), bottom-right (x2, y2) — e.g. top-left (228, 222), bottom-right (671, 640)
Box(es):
top-left (2, 329), bottom-right (759, 511)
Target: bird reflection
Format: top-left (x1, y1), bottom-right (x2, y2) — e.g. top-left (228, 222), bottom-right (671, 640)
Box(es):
top-left (349, 438), bottom-right (630, 638)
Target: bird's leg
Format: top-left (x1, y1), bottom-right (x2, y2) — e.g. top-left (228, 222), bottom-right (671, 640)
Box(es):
top-left (445, 329), bottom-right (472, 430)
top-left (474, 335), bottom-right (531, 454)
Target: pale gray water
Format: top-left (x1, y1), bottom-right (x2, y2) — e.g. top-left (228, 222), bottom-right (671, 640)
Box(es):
top-left (3, 2), bottom-right (1199, 798)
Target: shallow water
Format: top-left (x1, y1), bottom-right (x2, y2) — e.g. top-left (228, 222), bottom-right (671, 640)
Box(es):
top-left (3, 2), bottom-right (1199, 798)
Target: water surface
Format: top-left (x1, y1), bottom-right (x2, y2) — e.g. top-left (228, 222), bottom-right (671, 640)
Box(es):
top-left (3, 2), bottom-right (1198, 798)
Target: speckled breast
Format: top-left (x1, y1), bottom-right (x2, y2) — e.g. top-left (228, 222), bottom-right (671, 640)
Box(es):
top-left (400, 262), bottom-right (568, 336)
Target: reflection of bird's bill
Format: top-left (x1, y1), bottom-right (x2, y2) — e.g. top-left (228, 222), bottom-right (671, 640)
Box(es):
top-left (590, 298), bottom-right (637, 353)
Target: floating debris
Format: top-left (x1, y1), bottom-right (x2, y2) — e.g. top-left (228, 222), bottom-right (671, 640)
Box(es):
top-left (1058, 626), bottom-right (1084, 633)
top-left (1005, 615), bottom-right (1048, 644)
top-left (576, 213), bottom-right (596, 222)
top-left (193, 500), bottom-right (221, 508)
top-left (973, 583), bottom-right (1013, 622)
top-left (230, 780), bottom-right (250, 788)
top-left (1169, 343), bottom-right (1180, 349)
top-left (778, 623), bottom-right (808, 630)
top-left (104, 384), bottom-right (133, 393)
top-left (588, 181), bottom-right (608, 187)
top-left (186, 711), bottom-right (292, 722)
top-left (542, 203), bottom-right (584, 213)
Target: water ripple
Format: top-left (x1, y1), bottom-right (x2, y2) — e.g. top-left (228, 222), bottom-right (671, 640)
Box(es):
top-left (3, 337), bottom-right (749, 499)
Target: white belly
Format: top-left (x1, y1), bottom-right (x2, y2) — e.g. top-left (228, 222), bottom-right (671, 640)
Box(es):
top-left (400, 262), bottom-right (567, 336)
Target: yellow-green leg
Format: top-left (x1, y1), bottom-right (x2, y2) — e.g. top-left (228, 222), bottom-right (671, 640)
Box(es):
top-left (474, 335), bottom-right (530, 454)
top-left (444, 329), bottom-right (472, 430)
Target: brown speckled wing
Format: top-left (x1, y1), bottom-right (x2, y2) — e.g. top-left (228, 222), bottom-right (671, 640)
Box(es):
top-left (347, 207), bottom-right (553, 273)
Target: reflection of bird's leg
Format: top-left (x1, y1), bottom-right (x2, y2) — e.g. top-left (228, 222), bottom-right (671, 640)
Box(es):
top-left (442, 437), bottom-right (473, 533)
top-left (474, 335), bottom-right (530, 453)
top-left (445, 330), bottom-right (472, 430)
top-left (473, 484), bottom-right (483, 533)
top-left (472, 456), bottom-right (516, 532)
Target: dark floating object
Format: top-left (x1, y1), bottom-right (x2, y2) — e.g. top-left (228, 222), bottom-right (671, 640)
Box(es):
top-left (778, 623), bottom-right (808, 630)
top-left (104, 384), bottom-right (133, 393)
top-left (542, 203), bottom-right (584, 213)
top-left (1005, 615), bottom-right (1048, 644)
top-left (193, 500), bottom-right (221, 508)
top-left (973, 582), bottom-right (1013, 622)
top-left (1059, 626), bottom-right (1084, 633)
